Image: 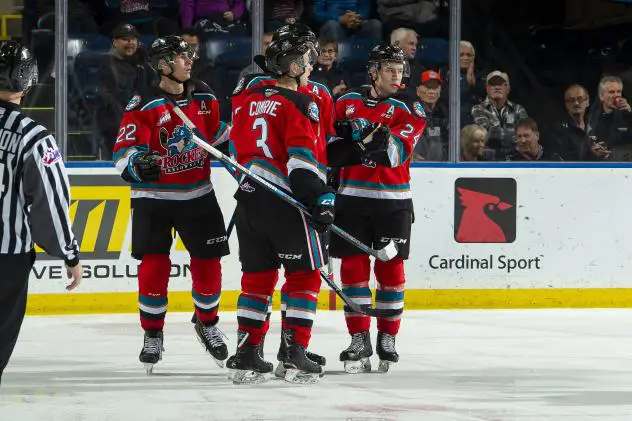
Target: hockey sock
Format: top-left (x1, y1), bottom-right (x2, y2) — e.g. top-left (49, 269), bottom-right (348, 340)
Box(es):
top-left (374, 258), bottom-right (405, 335)
top-left (138, 254), bottom-right (171, 331)
top-left (190, 257), bottom-right (222, 325)
top-left (341, 254), bottom-right (371, 334)
top-left (237, 269), bottom-right (278, 346)
top-left (284, 270), bottom-right (321, 348)
top-left (261, 295), bottom-right (273, 337)
top-left (280, 282), bottom-right (288, 331)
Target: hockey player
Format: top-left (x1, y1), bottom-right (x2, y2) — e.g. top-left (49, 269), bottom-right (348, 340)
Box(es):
top-left (230, 24), bottom-right (331, 377)
top-left (226, 30), bottom-right (334, 384)
top-left (328, 44), bottom-right (427, 373)
top-left (113, 36), bottom-right (231, 373)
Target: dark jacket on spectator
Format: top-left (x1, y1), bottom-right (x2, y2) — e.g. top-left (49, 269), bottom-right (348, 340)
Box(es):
top-left (438, 67), bottom-right (486, 127)
top-left (472, 97), bottom-right (528, 160)
top-left (414, 100), bottom-right (448, 161)
top-left (587, 101), bottom-right (632, 150)
top-left (506, 146), bottom-right (562, 161)
top-left (310, 62), bottom-right (349, 97)
top-left (551, 116), bottom-right (598, 161)
top-left (376, 0), bottom-right (437, 25)
top-left (312, 0), bottom-right (372, 23)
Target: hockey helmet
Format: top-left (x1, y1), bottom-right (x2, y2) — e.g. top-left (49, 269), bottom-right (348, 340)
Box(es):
top-left (273, 23), bottom-right (320, 54)
top-left (148, 36), bottom-right (197, 74)
top-left (367, 44), bottom-right (409, 79)
top-left (0, 41), bottom-right (38, 93)
top-left (265, 31), bottom-right (314, 76)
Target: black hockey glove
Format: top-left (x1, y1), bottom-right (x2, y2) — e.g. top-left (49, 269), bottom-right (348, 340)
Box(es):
top-left (311, 190), bottom-right (336, 233)
top-left (130, 151), bottom-right (162, 182)
top-left (334, 118), bottom-right (389, 152)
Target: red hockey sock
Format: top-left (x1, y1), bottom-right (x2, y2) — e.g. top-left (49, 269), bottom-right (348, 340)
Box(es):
top-left (374, 258), bottom-right (405, 335)
top-left (190, 257), bottom-right (222, 325)
top-left (138, 254), bottom-right (171, 331)
top-left (341, 254), bottom-right (371, 334)
top-left (237, 270), bottom-right (278, 345)
top-left (284, 270), bottom-right (321, 348)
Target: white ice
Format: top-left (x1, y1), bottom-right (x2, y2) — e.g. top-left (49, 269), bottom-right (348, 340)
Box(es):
top-left (1, 309), bottom-right (632, 421)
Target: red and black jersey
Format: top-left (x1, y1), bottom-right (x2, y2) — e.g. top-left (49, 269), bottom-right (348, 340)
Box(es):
top-left (113, 80), bottom-right (229, 201)
top-left (230, 84), bottom-right (326, 196)
top-left (232, 74), bottom-right (336, 145)
top-left (333, 86), bottom-right (427, 213)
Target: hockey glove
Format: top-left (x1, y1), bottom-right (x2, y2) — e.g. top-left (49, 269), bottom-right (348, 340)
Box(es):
top-left (311, 190), bottom-right (336, 233)
top-left (334, 118), bottom-right (388, 151)
top-left (129, 151), bottom-right (162, 182)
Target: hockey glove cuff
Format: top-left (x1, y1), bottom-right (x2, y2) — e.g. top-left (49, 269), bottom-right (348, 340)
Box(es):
top-left (311, 191), bottom-right (336, 233)
top-left (129, 151), bottom-right (162, 182)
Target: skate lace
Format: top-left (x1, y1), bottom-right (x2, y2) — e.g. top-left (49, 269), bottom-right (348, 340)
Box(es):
top-left (203, 324), bottom-right (228, 348)
top-left (380, 333), bottom-right (396, 353)
top-left (144, 336), bottom-right (162, 353)
top-left (347, 332), bottom-right (366, 352)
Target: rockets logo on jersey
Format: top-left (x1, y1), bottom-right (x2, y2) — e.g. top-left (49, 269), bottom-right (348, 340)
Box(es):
top-left (159, 125), bottom-right (207, 174)
top-left (308, 101), bottom-right (320, 123)
top-left (413, 101), bottom-right (426, 118)
top-left (126, 95), bottom-right (142, 111)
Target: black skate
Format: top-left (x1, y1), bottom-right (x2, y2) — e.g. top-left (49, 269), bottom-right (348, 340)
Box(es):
top-left (281, 329), bottom-right (323, 384)
top-left (194, 317), bottom-right (228, 367)
top-left (139, 330), bottom-right (164, 375)
top-left (376, 332), bottom-right (399, 373)
top-left (226, 330), bottom-right (273, 384)
top-left (339, 331), bottom-right (373, 374)
top-left (274, 336), bottom-right (326, 378)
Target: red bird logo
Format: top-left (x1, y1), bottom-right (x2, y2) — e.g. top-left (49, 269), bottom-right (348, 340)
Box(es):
top-left (456, 188), bottom-right (513, 243)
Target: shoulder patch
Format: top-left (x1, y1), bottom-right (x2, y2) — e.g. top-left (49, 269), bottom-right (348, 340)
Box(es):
top-left (126, 95), bottom-right (142, 111)
top-left (307, 101), bottom-right (320, 123)
top-left (42, 146), bottom-right (61, 166)
top-left (233, 77), bottom-right (246, 95)
top-left (413, 101), bottom-right (426, 118)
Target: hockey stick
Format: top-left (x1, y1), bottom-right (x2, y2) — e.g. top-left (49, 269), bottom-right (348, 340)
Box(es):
top-left (168, 104), bottom-right (398, 262)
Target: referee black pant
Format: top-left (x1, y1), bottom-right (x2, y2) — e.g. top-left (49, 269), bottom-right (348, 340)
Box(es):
top-left (0, 252), bottom-right (35, 384)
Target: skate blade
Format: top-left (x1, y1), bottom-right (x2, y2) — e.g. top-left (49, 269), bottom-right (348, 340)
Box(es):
top-left (378, 360), bottom-right (395, 373)
top-left (229, 369), bottom-right (269, 385)
top-left (144, 363), bottom-right (156, 375)
top-left (196, 334), bottom-right (226, 368)
top-left (343, 357), bottom-right (371, 374)
top-left (284, 368), bottom-right (321, 385)
top-left (274, 362), bottom-right (286, 379)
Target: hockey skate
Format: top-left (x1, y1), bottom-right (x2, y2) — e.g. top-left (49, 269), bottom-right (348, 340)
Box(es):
top-left (194, 317), bottom-right (229, 367)
top-left (226, 330), bottom-right (273, 385)
top-left (139, 330), bottom-right (164, 375)
top-left (274, 336), bottom-right (326, 378)
top-left (281, 329), bottom-right (324, 384)
top-left (340, 331), bottom-right (373, 374)
top-left (376, 332), bottom-right (399, 373)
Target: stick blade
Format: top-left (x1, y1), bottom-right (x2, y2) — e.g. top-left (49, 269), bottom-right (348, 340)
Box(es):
top-left (375, 240), bottom-right (399, 262)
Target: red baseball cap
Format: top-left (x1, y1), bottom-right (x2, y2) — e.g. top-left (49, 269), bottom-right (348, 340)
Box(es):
top-left (420, 70), bottom-right (443, 85)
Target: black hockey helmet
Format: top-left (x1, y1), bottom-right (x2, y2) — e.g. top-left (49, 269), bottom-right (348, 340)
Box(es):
top-left (148, 35), bottom-right (197, 74)
top-left (273, 23), bottom-right (319, 53)
top-left (0, 41), bottom-right (38, 93)
top-left (265, 31), bottom-right (314, 77)
top-left (367, 44), bottom-right (409, 79)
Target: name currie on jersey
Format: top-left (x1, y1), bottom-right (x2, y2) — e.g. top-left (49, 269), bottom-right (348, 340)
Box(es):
top-left (250, 100), bottom-right (282, 117)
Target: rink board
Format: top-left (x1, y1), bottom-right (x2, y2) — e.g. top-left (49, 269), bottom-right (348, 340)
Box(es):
top-left (25, 164), bottom-right (632, 314)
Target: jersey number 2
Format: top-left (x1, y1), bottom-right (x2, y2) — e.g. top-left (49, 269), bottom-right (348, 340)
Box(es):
top-left (253, 117), bottom-right (273, 159)
top-left (116, 124), bottom-right (137, 143)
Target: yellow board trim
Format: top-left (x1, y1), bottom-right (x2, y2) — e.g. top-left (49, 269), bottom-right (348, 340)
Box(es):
top-left (25, 288), bottom-right (632, 316)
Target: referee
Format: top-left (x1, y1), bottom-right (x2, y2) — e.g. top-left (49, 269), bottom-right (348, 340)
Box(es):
top-left (0, 41), bottom-right (83, 384)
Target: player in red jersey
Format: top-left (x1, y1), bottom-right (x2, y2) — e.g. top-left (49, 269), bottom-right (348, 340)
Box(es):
top-left (226, 30), bottom-right (334, 385)
top-left (113, 36), bottom-right (231, 373)
top-left (327, 44), bottom-right (427, 373)
top-left (230, 24), bottom-right (330, 376)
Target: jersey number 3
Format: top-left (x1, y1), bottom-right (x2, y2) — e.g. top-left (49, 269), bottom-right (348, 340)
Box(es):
top-left (253, 117), bottom-right (273, 159)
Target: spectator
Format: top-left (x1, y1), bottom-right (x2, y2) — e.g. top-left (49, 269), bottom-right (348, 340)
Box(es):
top-left (587, 75), bottom-right (632, 160)
top-left (181, 0), bottom-right (245, 29)
top-left (377, 0), bottom-right (448, 38)
top-left (471, 70), bottom-right (528, 160)
top-left (390, 28), bottom-right (422, 97)
top-left (265, 0), bottom-right (305, 32)
top-left (238, 31), bottom-right (274, 79)
top-left (310, 38), bottom-right (350, 97)
top-left (460, 124), bottom-right (492, 161)
top-left (413, 70), bottom-right (448, 161)
top-left (554, 84), bottom-right (610, 161)
top-left (313, 0), bottom-right (383, 41)
top-left (97, 24), bottom-right (150, 159)
top-left (507, 118), bottom-right (561, 161)
top-left (101, 0), bottom-right (177, 37)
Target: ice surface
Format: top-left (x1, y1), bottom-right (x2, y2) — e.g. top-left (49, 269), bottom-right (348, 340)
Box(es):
top-left (2, 309), bottom-right (632, 421)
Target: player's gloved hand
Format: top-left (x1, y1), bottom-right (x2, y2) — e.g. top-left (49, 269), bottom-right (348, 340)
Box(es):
top-left (130, 151), bottom-right (162, 182)
top-left (334, 118), bottom-right (389, 152)
top-left (311, 190), bottom-right (336, 233)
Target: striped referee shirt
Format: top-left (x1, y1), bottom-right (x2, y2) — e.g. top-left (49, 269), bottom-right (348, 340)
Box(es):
top-left (0, 100), bottom-right (79, 265)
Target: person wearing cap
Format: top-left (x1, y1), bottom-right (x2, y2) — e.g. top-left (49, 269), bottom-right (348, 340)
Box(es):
top-left (97, 23), bottom-right (151, 159)
top-left (471, 70), bottom-right (528, 160)
top-left (413, 70), bottom-right (448, 161)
